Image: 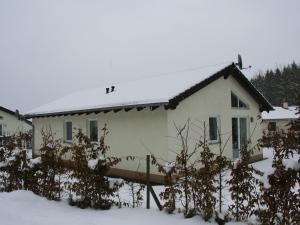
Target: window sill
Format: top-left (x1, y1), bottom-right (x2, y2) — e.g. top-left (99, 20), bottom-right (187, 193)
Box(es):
top-left (209, 140), bottom-right (220, 145)
top-left (231, 107), bottom-right (249, 110)
top-left (64, 140), bottom-right (72, 144)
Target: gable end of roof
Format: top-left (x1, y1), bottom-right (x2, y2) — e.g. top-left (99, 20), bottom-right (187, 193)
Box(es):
top-left (166, 63), bottom-right (273, 112)
top-left (0, 106), bottom-right (32, 126)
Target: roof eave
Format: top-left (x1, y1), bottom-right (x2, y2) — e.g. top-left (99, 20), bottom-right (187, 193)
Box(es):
top-left (24, 102), bottom-right (168, 119)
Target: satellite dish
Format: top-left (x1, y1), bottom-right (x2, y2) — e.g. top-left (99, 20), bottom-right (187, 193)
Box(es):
top-left (237, 54), bottom-right (243, 69)
top-left (235, 54), bottom-right (251, 70)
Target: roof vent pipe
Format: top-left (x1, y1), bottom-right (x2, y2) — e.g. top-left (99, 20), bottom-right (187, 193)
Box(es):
top-left (106, 88), bottom-right (110, 94)
top-left (111, 86), bottom-right (115, 92)
top-left (283, 102), bottom-right (288, 109)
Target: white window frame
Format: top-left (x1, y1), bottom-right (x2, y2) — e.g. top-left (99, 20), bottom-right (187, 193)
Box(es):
top-left (231, 91), bottom-right (249, 109)
top-left (64, 120), bottom-right (73, 143)
top-left (87, 119), bottom-right (98, 143)
top-left (232, 116), bottom-right (249, 158)
top-left (208, 116), bottom-right (220, 144)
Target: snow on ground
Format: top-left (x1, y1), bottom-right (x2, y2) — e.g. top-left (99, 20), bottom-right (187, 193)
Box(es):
top-left (0, 148), bottom-right (297, 225)
top-left (0, 190), bottom-right (248, 225)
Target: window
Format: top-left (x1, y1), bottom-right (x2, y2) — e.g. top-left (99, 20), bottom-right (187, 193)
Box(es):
top-left (231, 92), bottom-right (248, 109)
top-left (231, 93), bottom-right (239, 107)
top-left (0, 124), bottom-right (2, 136)
top-left (65, 121), bottom-right (72, 142)
top-left (209, 117), bottom-right (218, 141)
top-left (89, 120), bottom-right (98, 142)
top-left (268, 122), bottom-right (276, 131)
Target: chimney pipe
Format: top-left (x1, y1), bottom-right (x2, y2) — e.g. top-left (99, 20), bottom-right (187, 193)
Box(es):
top-left (106, 88), bottom-right (110, 94)
top-left (111, 85), bottom-right (115, 92)
top-left (283, 102), bottom-right (288, 109)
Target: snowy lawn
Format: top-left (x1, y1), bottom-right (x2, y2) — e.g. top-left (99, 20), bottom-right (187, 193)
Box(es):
top-left (0, 148), bottom-right (297, 225)
top-left (0, 190), bottom-right (249, 225)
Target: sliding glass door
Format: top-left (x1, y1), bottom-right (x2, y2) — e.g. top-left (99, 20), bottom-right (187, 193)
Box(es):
top-left (232, 117), bottom-right (247, 158)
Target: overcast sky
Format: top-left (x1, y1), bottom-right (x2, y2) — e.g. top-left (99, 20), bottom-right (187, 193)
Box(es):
top-left (1, 0), bottom-right (300, 112)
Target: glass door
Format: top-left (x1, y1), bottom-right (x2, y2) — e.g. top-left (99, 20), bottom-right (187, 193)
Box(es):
top-left (232, 117), bottom-right (247, 158)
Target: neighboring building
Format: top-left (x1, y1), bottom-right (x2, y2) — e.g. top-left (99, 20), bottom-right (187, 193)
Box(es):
top-left (261, 103), bottom-right (298, 133)
top-left (25, 63), bottom-right (272, 182)
top-left (0, 106), bottom-right (32, 145)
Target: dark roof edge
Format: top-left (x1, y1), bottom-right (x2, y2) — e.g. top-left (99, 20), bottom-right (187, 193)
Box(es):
top-left (166, 63), bottom-right (273, 112)
top-left (0, 106), bottom-right (32, 126)
top-left (24, 102), bottom-right (168, 119)
top-left (230, 65), bottom-right (273, 112)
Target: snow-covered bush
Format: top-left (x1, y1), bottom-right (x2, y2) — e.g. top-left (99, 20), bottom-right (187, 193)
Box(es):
top-left (65, 125), bottom-right (122, 209)
top-left (151, 120), bottom-right (198, 216)
top-left (124, 180), bottom-right (145, 208)
top-left (152, 120), bottom-right (228, 220)
top-left (0, 131), bottom-right (35, 192)
top-left (27, 127), bottom-right (65, 201)
top-left (0, 147), bottom-right (29, 192)
top-left (257, 131), bottom-right (300, 225)
top-left (193, 139), bottom-right (219, 221)
top-left (227, 145), bottom-right (262, 222)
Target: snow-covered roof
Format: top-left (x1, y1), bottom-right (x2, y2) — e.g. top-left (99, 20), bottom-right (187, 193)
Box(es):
top-left (25, 63), bottom-right (272, 117)
top-left (26, 63), bottom-right (232, 115)
top-left (261, 106), bottom-right (298, 120)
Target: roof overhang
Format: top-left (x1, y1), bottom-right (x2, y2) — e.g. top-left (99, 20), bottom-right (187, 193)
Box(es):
top-left (24, 102), bottom-right (168, 119)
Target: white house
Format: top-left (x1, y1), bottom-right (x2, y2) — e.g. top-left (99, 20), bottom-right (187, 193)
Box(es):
top-left (25, 63), bottom-right (272, 182)
top-left (261, 103), bottom-right (298, 133)
top-left (0, 106), bottom-right (32, 145)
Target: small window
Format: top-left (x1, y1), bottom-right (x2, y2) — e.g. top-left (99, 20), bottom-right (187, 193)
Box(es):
top-left (238, 99), bottom-right (247, 108)
top-left (209, 117), bottom-right (218, 141)
top-left (231, 93), bottom-right (239, 108)
top-left (231, 92), bottom-right (248, 109)
top-left (65, 121), bottom-right (72, 142)
top-left (89, 120), bottom-right (98, 142)
top-left (0, 124), bottom-right (3, 136)
top-left (268, 122), bottom-right (276, 131)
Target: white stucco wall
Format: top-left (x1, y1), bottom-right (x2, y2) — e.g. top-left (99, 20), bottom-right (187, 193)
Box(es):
top-left (33, 107), bottom-right (168, 174)
top-left (167, 75), bottom-right (262, 161)
top-left (0, 110), bottom-right (32, 137)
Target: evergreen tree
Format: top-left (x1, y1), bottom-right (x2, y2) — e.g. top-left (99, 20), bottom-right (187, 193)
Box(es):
top-left (251, 62), bottom-right (300, 105)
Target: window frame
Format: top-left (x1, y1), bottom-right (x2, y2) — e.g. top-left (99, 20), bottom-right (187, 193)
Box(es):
top-left (209, 116), bottom-right (220, 144)
top-left (231, 92), bottom-right (249, 109)
top-left (88, 119), bottom-right (98, 143)
top-left (64, 120), bottom-right (73, 143)
top-left (268, 121), bottom-right (277, 132)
